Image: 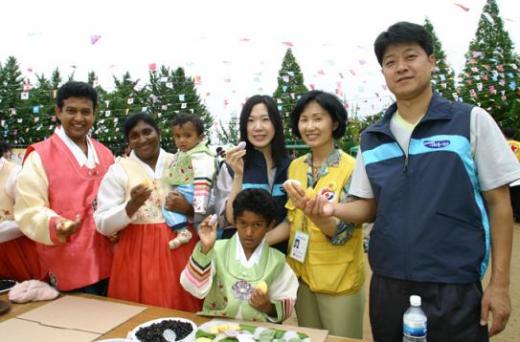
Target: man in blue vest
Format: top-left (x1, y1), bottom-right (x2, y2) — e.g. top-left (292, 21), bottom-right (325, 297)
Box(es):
top-left (290, 22), bottom-right (519, 341)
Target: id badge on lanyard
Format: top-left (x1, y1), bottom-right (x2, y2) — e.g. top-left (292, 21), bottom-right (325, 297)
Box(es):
top-left (289, 230), bottom-right (309, 263)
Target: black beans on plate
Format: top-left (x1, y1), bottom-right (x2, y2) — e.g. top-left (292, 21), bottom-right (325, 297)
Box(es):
top-left (135, 319), bottom-right (193, 341)
top-left (0, 280), bottom-right (16, 291)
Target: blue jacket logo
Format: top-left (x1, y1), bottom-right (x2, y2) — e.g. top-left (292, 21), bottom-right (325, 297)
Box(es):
top-left (423, 140), bottom-right (450, 149)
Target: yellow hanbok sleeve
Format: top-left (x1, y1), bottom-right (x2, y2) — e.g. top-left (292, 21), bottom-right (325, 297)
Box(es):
top-left (14, 151), bottom-right (59, 246)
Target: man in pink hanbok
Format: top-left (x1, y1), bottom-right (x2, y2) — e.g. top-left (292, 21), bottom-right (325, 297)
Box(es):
top-left (14, 81), bottom-right (114, 294)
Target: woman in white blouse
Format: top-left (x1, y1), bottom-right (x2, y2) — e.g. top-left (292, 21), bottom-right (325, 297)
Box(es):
top-left (94, 113), bottom-right (201, 311)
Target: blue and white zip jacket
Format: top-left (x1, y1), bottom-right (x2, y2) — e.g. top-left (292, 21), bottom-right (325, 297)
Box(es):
top-left (361, 93), bottom-right (489, 284)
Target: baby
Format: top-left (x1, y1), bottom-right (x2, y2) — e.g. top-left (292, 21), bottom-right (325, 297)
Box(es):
top-left (163, 113), bottom-right (216, 249)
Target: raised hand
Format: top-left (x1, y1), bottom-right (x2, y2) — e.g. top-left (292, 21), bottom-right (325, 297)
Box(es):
top-left (198, 214), bottom-right (218, 254)
top-left (225, 143), bottom-right (247, 176)
top-left (283, 179), bottom-right (308, 210)
top-left (125, 183), bottom-right (152, 217)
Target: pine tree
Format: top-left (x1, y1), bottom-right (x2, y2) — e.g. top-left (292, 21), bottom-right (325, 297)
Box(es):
top-left (273, 49), bottom-right (308, 142)
top-left (459, 0), bottom-right (520, 125)
top-left (147, 66), bottom-right (181, 151)
top-left (0, 57), bottom-right (26, 146)
top-left (45, 68), bottom-right (63, 137)
top-left (173, 67), bottom-right (213, 145)
top-left (424, 18), bottom-right (458, 101)
top-left (27, 73), bottom-right (56, 143)
top-left (88, 71), bottom-right (109, 142)
top-left (502, 98), bottom-right (520, 137)
top-left (146, 66), bottom-right (213, 151)
top-left (216, 115), bottom-right (240, 145)
top-left (94, 72), bottom-right (148, 153)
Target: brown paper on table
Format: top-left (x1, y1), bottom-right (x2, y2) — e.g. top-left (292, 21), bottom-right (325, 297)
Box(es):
top-left (205, 318), bottom-right (329, 342)
top-left (0, 318), bottom-right (99, 342)
top-left (17, 295), bottom-right (145, 334)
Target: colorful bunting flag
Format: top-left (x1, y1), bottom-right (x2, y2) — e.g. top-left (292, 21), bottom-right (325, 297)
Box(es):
top-left (454, 3), bottom-right (470, 12)
top-left (90, 34), bottom-right (102, 45)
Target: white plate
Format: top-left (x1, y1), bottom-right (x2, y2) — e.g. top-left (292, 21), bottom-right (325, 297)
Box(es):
top-left (196, 320), bottom-right (311, 342)
top-left (197, 320), bottom-right (241, 333)
top-left (127, 317), bottom-right (197, 342)
top-left (0, 280), bottom-right (16, 294)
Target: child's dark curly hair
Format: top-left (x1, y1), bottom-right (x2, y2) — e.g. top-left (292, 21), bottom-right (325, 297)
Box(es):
top-left (232, 188), bottom-right (277, 225)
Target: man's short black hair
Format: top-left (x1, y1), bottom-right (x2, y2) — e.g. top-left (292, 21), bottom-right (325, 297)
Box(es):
top-left (171, 112), bottom-right (205, 136)
top-left (232, 188), bottom-right (277, 225)
top-left (290, 90), bottom-right (348, 139)
top-left (56, 81), bottom-right (98, 110)
top-left (374, 21), bottom-right (434, 66)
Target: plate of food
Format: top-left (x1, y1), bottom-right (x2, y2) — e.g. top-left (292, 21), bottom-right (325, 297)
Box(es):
top-left (0, 300), bottom-right (11, 315)
top-left (127, 317), bottom-right (197, 341)
top-left (195, 320), bottom-right (310, 342)
top-left (0, 279), bottom-right (16, 294)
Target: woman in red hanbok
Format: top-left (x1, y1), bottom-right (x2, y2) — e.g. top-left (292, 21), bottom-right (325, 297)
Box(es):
top-left (94, 113), bottom-right (201, 311)
top-left (0, 156), bottom-right (42, 281)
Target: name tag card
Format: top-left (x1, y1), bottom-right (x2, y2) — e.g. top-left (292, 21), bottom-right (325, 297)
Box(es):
top-left (289, 231), bottom-right (309, 263)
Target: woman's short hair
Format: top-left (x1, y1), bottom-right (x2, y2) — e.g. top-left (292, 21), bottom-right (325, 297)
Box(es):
top-left (290, 90), bottom-right (348, 139)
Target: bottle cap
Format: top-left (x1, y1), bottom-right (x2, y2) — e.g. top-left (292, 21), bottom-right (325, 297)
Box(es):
top-left (410, 295), bottom-right (421, 306)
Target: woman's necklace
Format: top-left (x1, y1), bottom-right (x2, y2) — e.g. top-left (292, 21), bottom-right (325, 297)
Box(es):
top-left (311, 159), bottom-right (322, 179)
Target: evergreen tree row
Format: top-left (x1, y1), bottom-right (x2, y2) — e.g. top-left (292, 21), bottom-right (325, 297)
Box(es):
top-left (1, 0), bottom-right (519, 151)
top-left (0, 61), bottom-right (212, 153)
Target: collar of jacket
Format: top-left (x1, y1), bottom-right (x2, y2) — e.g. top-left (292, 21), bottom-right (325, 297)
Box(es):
top-left (365, 92), bottom-right (454, 137)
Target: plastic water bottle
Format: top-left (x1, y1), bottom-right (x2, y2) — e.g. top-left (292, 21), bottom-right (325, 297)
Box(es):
top-left (403, 295), bottom-right (427, 342)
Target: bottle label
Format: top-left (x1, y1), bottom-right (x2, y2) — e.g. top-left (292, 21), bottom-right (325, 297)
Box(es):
top-left (403, 323), bottom-right (427, 337)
